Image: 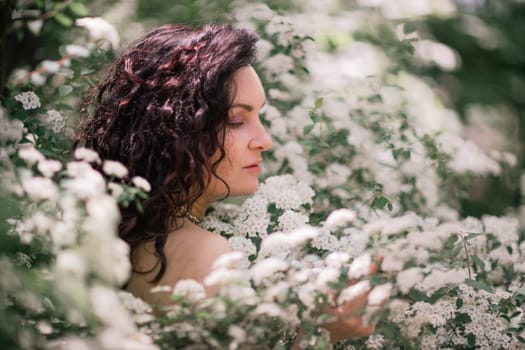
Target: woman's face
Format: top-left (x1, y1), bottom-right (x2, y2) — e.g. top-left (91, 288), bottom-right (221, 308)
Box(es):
top-left (204, 65), bottom-right (272, 200)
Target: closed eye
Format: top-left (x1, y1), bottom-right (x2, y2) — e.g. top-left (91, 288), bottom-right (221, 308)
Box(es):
top-left (228, 122), bottom-right (244, 129)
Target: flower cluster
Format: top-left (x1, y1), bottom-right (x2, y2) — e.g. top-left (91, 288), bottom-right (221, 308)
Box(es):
top-left (4, 144), bottom-right (157, 350)
top-left (14, 91), bottom-right (41, 110)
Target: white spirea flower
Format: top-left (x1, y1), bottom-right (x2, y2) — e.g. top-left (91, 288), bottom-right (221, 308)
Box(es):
top-left (30, 72), bottom-right (45, 86)
top-left (287, 226), bottom-right (319, 246)
top-left (18, 145), bottom-right (44, 165)
top-left (212, 251), bottom-right (245, 269)
top-left (220, 284), bottom-right (258, 305)
top-left (173, 279), bottom-right (206, 302)
top-left (325, 162), bottom-right (352, 187)
top-left (396, 267), bottom-right (423, 294)
top-left (200, 215), bottom-right (234, 235)
top-left (240, 194), bottom-right (268, 215)
top-left (55, 250), bottom-right (87, 277)
top-left (0, 108), bottom-right (24, 142)
top-left (228, 236), bottom-right (257, 256)
top-left (109, 238), bottom-right (132, 286)
top-left (416, 269), bottom-right (468, 294)
top-left (131, 176), bottom-right (151, 192)
top-left (325, 252), bottom-right (350, 268)
top-left (258, 232), bottom-right (291, 259)
top-left (366, 334), bottom-right (385, 350)
top-left (278, 210), bottom-right (308, 232)
top-left (228, 325), bottom-right (247, 344)
top-left (315, 267), bottom-right (340, 289)
top-left (14, 91), bottom-right (41, 110)
top-left (21, 175), bottom-right (58, 200)
top-left (37, 159), bottom-right (62, 177)
top-left (338, 280), bottom-right (371, 305)
top-left (65, 163), bottom-right (106, 199)
top-left (253, 302), bottom-right (285, 318)
top-left (204, 267), bottom-right (246, 286)
top-left (118, 291), bottom-right (153, 323)
top-left (85, 194), bottom-right (121, 231)
top-left (310, 232), bottom-right (340, 251)
top-left (108, 182), bottom-right (124, 199)
top-left (65, 44), bottom-right (90, 58)
top-left (368, 283), bottom-right (392, 306)
top-left (150, 285), bottom-right (171, 294)
top-left (41, 60), bottom-right (60, 73)
top-left (252, 257), bottom-right (288, 285)
top-left (103, 160), bottom-right (128, 178)
top-left (90, 285), bottom-right (135, 332)
top-left (98, 326), bottom-right (159, 350)
top-left (348, 253), bottom-right (372, 279)
top-left (381, 212), bottom-right (419, 235)
top-left (46, 109), bottom-right (66, 133)
top-left (325, 208), bottom-right (357, 228)
top-left (76, 17), bottom-right (120, 49)
top-left (234, 213), bottom-right (270, 238)
top-left (74, 147), bottom-right (100, 163)
top-left (262, 53), bottom-right (295, 77)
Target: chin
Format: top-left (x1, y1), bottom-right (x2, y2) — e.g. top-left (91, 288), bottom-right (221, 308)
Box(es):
top-left (231, 183), bottom-right (259, 196)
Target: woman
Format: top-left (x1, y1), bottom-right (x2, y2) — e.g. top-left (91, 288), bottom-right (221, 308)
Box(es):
top-left (77, 23), bottom-right (374, 343)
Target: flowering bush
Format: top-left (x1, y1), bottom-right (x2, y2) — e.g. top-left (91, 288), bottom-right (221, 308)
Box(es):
top-left (1, 0), bottom-right (524, 350)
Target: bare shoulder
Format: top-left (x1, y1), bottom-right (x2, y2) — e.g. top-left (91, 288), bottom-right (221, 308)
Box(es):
top-left (159, 223), bottom-right (232, 294)
top-left (164, 224), bottom-right (231, 258)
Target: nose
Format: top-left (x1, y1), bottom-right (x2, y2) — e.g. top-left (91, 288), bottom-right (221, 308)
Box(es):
top-left (249, 122), bottom-right (273, 151)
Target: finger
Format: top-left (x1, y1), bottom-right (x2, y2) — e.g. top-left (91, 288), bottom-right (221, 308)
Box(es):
top-left (337, 292), bottom-right (369, 317)
top-left (368, 261), bottom-right (378, 275)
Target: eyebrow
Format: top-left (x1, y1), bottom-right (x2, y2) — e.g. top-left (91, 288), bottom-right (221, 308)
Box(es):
top-left (231, 100), bottom-right (266, 112)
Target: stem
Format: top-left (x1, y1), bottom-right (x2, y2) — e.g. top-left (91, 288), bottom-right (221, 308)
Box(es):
top-left (458, 232), bottom-right (472, 280)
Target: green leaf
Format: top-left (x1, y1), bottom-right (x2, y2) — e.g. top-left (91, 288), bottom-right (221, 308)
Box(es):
top-left (408, 288), bottom-right (427, 302)
top-left (310, 113), bottom-right (321, 123)
top-left (465, 232), bottom-right (482, 241)
top-left (68, 2), bottom-right (89, 16)
top-left (471, 255), bottom-right (485, 270)
top-left (456, 298), bottom-right (463, 309)
top-left (58, 85), bottom-right (74, 96)
top-left (371, 196), bottom-right (390, 210)
top-left (444, 234), bottom-right (459, 246)
top-left (314, 97), bottom-right (324, 109)
top-left (454, 312), bottom-right (472, 323)
top-left (429, 286), bottom-right (449, 303)
top-left (467, 333), bottom-right (476, 347)
top-left (303, 124), bottom-right (315, 135)
top-left (367, 94), bottom-right (382, 103)
top-left (403, 23), bottom-right (417, 35)
top-left (54, 13), bottom-right (74, 27)
top-left (465, 279), bottom-right (494, 293)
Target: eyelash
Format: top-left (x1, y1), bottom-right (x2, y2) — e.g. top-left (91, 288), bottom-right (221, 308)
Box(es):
top-left (227, 121), bottom-right (244, 129)
top-left (227, 115), bottom-right (244, 128)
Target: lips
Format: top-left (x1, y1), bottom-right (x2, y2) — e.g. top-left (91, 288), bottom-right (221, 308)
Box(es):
top-left (243, 160), bottom-right (262, 169)
top-left (243, 160), bottom-right (262, 173)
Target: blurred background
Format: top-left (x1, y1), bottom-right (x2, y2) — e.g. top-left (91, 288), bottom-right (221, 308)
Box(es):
top-left (1, 0), bottom-right (524, 219)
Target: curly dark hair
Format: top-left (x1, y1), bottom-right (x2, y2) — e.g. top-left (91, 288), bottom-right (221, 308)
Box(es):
top-left (76, 24), bottom-right (258, 283)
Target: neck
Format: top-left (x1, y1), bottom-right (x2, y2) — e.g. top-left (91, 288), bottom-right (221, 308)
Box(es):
top-left (190, 196), bottom-right (211, 220)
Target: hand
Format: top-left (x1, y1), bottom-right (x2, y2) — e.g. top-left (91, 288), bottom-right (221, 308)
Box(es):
top-left (322, 259), bottom-right (382, 343)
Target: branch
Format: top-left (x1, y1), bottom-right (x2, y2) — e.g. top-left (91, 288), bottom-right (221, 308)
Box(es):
top-left (457, 232), bottom-right (472, 280)
top-left (12, 53), bottom-right (78, 86)
top-left (11, 0), bottom-right (73, 21)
